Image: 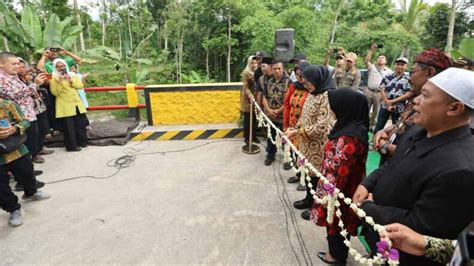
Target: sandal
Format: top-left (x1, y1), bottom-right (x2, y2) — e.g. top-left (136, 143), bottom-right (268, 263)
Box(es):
top-left (317, 252), bottom-right (346, 265)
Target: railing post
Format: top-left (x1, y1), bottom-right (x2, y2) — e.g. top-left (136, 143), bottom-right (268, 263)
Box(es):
top-left (126, 83), bottom-right (139, 120)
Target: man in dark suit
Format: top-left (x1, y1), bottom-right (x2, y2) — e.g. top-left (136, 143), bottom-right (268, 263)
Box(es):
top-left (353, 68), bottom-right (474, 265)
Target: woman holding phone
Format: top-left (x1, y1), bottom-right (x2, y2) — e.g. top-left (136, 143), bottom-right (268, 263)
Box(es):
top-left (50, 59), bottom-right (88, 152)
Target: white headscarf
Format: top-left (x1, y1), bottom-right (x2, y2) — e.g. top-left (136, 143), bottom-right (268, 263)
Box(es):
top-left (241, 55), bottom-right (256, 77)
top-left (52, 58), bottom-right (72, 77)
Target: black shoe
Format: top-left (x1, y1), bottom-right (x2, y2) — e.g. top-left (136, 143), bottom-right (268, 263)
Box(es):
top-left (293, 199), bottom-right (312, 209)
top-left (287, 176), bottom-right (299, 183)
top-left (264, 158), bottom-right (274, 166)
top-left (317, 252), bottom-right (346, 265)
top-left (283, 162), bottom-right (291, 170)
top-left (301, 210), bottom-right (310, 220)
top-left (296, 184), bottom-right (306, 191)
top-left (14, 180), bottom-right (45, 192)
top-left (34, 170), bottom-right (43, 176)
top-left (66, 147), bottom-right (82, 152)
top-left (79, 144), bottom-right (88, 148)
top-left (253, 138), bottom-right (260, 144)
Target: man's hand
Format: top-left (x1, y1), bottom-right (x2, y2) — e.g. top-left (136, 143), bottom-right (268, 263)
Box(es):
top-left (353, 185), bottom-right (369, 206)
top-left (34, 73), bottom-right (47, 86)
top-left (327, 48), bottom-right (333, 55)
top-left (370, 43), bottom-right (378, 50)
top-left (373, 128), bottom-right (389, 150)
top-left (59, 47), bottom-right (68, 55)
top-left (0, 126), bottom-right (16, 139)
top-left (42, 49), bottom-right (52, 58)
top-left (384, 223), bottom-right (426, 256)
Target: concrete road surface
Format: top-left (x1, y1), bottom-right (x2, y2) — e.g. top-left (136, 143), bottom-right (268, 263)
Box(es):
top-left (0, 139), bottom-right (365, 265)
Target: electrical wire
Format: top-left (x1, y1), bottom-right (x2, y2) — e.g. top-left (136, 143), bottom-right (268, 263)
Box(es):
top-left (45, 138), bottom-right (240, 185)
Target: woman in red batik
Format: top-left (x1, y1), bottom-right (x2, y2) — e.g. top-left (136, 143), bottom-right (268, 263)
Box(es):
top-left (312, 88), bottom-right (369, 265)
top-left (283, 62), bottom-right (309, 184)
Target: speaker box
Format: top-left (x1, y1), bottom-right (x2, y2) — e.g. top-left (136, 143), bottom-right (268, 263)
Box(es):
top-left (274, 28), bottom-right (295, 62)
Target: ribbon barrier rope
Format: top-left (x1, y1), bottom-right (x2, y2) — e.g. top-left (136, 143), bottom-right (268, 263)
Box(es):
top-left (251, 98), bottom-right (399, 265)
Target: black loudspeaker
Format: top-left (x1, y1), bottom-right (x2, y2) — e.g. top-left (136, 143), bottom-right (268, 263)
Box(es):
top-left (274, 28), bottom-right (295, 62)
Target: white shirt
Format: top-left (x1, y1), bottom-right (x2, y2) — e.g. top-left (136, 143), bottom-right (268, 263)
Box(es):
top-left (367, 64), bottom-right (393, 90)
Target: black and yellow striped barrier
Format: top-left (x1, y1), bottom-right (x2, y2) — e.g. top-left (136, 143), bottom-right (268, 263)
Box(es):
top-left (131, 128), bottom-right (243, 141)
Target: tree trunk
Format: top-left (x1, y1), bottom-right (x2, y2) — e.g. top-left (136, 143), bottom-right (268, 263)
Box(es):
top-left (330, 1), bottom-right (345, 44)
top-left (227, 14), bottom-right (231, 83)
top-left (73, 0), bottom-right (85, 51)
top-left (101, 0), bottom-right (107, 46)
top-left (446, 0), bottom-right (456, 52)
top-left (329, 0), bottom-right (346, 45)
top-left (3, 36), bottom-right (10, 52)
top-left (127, 12), bottom-right (133, 51)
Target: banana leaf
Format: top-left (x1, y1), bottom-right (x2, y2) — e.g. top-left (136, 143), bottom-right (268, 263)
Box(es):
top-left (43, 14), bottom-right (62, 48)
top-left (20, 6), bottom-right (42, 49)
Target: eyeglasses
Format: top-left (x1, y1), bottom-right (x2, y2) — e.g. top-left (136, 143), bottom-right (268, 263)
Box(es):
top-left (409, 69), bottom-right (425, 76)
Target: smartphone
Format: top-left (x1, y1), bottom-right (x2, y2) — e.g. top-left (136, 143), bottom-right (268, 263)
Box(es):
top-left (333, 48), bottom-right (339, 53)
top-left (377, 44), bottom-right (384, 48)
top-left (49, 47), bottom-right (60, 53)
top-left (61, 69), bottom-right (68, 75)
top-left (0, 118), bottom-right (10, 128)
top-left (46, 73), bottom-right (52, 80)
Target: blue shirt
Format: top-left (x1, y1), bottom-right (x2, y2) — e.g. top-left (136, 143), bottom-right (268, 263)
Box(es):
top-left (380, 73), bottom-right (411, 113)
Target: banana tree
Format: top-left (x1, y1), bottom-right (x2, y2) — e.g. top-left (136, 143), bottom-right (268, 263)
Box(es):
top-left (0, 4), bottom-right (83, 55)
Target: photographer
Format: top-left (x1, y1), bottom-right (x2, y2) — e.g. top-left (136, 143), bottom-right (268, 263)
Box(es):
top-left (37, 47), bottom-right (81, 74)
top-left (364, 43), bottom-right (393, 131)
top-left (50, 59), bottom-right (88, 152)
top-left (323, 47), bottom-right (346, 77)
top-left (18, 59), bottom-right (54, 164)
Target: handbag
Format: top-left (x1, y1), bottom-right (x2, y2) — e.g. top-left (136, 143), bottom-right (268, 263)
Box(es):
top-left (0, 131), bottom-right (27, 153)
top-left (0, 104), bottom-right (27, 154)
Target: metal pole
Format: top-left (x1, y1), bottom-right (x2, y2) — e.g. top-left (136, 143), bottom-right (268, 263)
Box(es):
top-left (242, 100), bottom-right (260, 154)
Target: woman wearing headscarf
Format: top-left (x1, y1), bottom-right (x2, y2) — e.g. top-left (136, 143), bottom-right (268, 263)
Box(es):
top-left (312, 88), bottom-right (369, 265)
top-left (283, 61), bottom-right (310, 185)
top-left (240, 56), bottom-right (259, 145)
top-left (285, 65), bottom-right (337, 220)
top-left (50, 59), bottom-right (88, 152)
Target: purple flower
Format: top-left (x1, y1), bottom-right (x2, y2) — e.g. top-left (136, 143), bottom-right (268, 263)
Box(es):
top-left (376, 240), bottom-right (399, 261)
top-left (282, 137), bottom-right (287, 144)
top-left (299, 158), bottom-right (306, 166)
top-left (323, 183), bottom-right (335, 195)
top-left (388, 248), bottom-right (399, 260)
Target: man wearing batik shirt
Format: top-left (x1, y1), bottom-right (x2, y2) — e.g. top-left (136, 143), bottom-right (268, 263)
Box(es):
top-left (373, 57), bottom-right (411, 133)
top-left (0, 53), bottom-right (48, 163)
top-left (262, 60), bottom-right (289, 166)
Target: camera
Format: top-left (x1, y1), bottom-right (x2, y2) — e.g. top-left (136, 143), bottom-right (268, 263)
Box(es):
top-left (60, 69), bottom-right (68, 75)
top-left (376, 44), bottom-right (384, 48)
top-left (333, 48), bottom-right (339, 53)
top-left (49, 47), bottom-right (60, 53)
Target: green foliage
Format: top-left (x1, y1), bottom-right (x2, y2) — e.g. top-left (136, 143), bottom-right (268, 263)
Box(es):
top-left (421, 3), bottom-right (471, 50)
top-left (451, 38), bottom-right (474, 60)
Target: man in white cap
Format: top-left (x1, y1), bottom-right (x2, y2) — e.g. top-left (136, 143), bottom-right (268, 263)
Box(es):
top-left (352, 68), bottom-right (474, 265)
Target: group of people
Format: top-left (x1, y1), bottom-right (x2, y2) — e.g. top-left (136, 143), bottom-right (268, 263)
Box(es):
top-left (240, 47), bottom-right (474, 265)
top-left (0, 47), bottom-right (90, 227)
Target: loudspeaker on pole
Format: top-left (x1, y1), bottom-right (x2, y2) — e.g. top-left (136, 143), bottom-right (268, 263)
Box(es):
top-left (274, 28), bottom-right (295, 62)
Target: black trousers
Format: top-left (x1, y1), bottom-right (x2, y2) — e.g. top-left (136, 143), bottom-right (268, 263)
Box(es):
top-left (266, 122), bottom-right (282, 160)
top-left (374, 108), bottom-right (401, 133)
top-left (0, 155), bottom-right (37, 213)
top-left (25, 120), bottom-right (39, 156)
top-left (327, 226), bottom-right (350, 262)
top-left (37, 111), bottom-right (49, 153)
top-left (304, 175), bottom-right (318, 203)
top-left (60, 110), bottom-right (88, 151)
top-left (45, 88), bottom-right (61, 131)
top-left (242, 111), bottom-right (257, 143)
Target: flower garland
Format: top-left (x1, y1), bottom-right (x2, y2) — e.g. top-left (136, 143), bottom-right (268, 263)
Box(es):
top-left (252, 100), bottom-right (399, 265)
